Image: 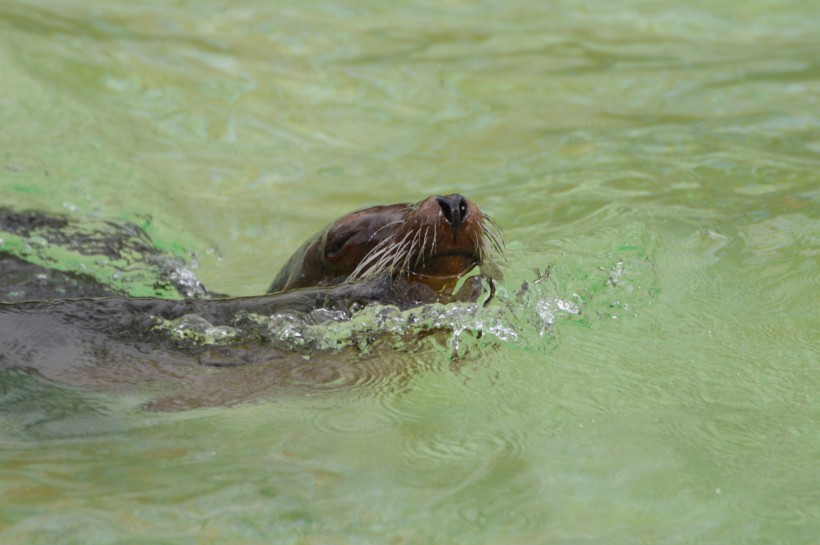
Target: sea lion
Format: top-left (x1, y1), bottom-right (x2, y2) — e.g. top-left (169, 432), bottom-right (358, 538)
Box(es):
top-left (0, 194), bottom-right (503, 408)
top-left (268, 193), bottom-right (503, 297)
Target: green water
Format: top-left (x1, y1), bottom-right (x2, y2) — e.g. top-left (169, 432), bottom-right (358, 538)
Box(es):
top-left (1, 0), bottom-right (819, 543)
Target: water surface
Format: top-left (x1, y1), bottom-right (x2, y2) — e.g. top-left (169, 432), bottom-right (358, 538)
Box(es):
top-left (1, 0), bottom-right (818, 543)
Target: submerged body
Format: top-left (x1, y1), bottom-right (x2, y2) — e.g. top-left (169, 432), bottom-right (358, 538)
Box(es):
top-left (0, 195), bottom-right (503, 408)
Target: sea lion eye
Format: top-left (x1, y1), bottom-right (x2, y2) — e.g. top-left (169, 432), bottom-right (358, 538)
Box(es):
top-left (326, 231), bottom-right (355, 257)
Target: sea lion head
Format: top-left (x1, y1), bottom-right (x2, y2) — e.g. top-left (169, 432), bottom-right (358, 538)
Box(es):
top-left (267, 194), bottom-right (503, 295)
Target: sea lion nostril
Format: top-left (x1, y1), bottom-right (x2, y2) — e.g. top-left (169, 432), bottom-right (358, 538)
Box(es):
top-left (455, 195), bottom-right (468, 221)
top-left (435, 196), bottom-right (453, 225)
top-left (435, 194), bottom-right (467, 229)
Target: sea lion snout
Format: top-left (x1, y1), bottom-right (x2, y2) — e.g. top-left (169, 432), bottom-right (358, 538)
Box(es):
top-left (434, 194), bottom-right (469, 229)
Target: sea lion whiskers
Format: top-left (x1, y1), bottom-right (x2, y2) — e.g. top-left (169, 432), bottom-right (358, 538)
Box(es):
top-left (355, 210), bottom-right (503, 287)
top-left (389, 227), bottom-right (420, 279)
top-left (406, 227), bottom-right (424, 271)
top-left (471, 230), bottom-right (483, 262)
top-left (366, 219), bottom-right (406, 243)
top-left (387, 229), bottom-right (414, 278)
top-left (417, 226), bottom-right (431, 269)
top-left (347, 227), bottom-right (416, 282)
top-left (483, 213), bottom-right (504, 243)
top-left (396, 227), bottom-right (418, 278)
top-left (481, 213), bottom-right (505, 259)
top-left (346, 233), bottom-right (401, 281)
top-left (431, 222), bottom-right (438, 263)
